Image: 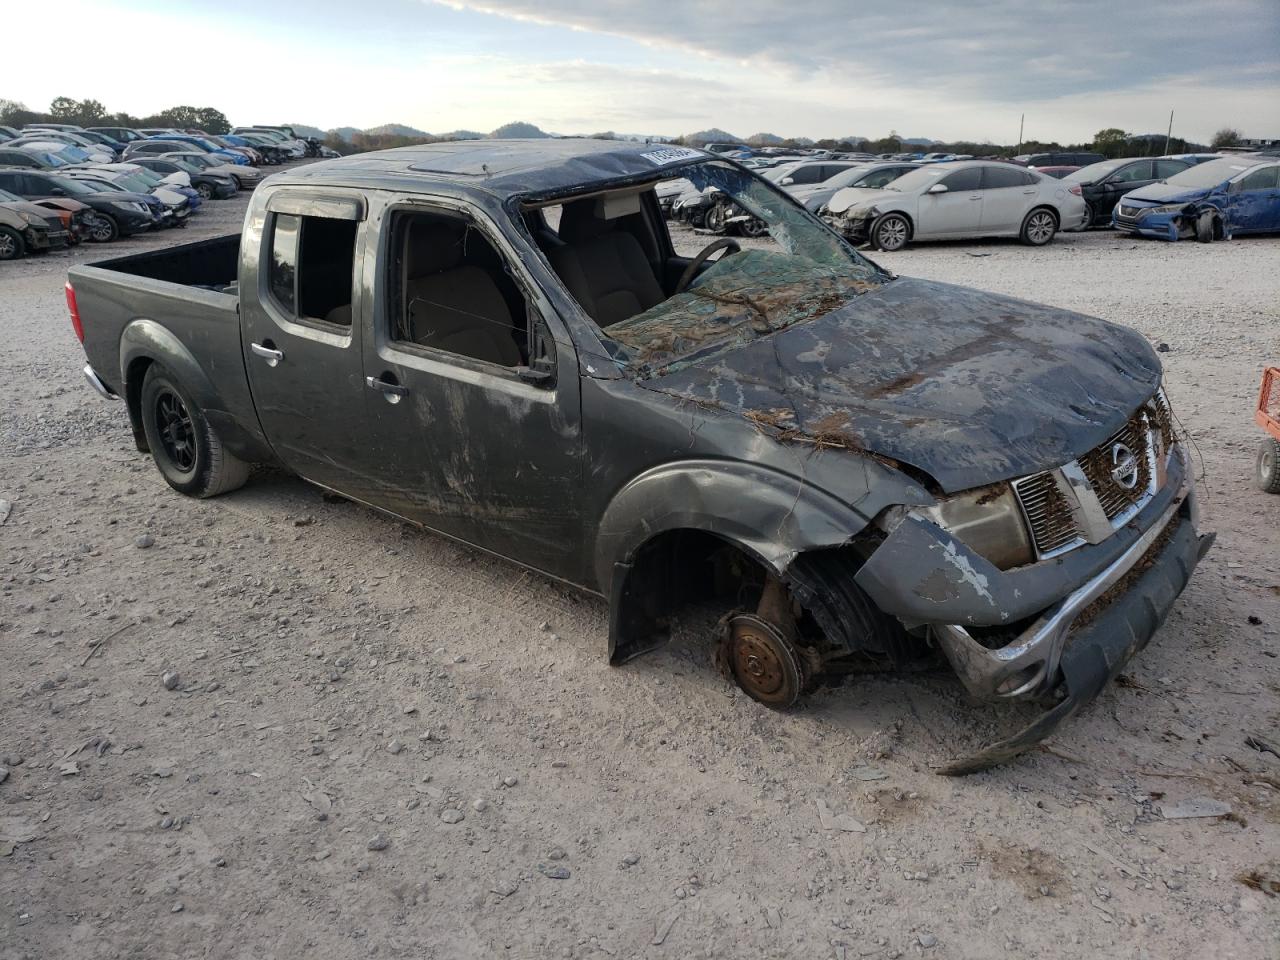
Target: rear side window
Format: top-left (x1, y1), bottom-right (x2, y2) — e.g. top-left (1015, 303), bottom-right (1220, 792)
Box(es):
top-left (982, 165), bottom-right (1031, 189)
top-left (1154, 160), bottom-right (1187, 179)
top-left (267, 212), bottom-right (357, 327)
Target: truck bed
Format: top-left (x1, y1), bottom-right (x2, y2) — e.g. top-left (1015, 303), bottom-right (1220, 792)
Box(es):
top-left (68, 232), bottom-right (270, 463)
top-left (86, 234), bottom-right (240, 293)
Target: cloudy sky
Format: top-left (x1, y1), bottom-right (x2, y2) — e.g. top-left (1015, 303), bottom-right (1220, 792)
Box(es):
top-left (7, 0), bottom-right (1279, 143)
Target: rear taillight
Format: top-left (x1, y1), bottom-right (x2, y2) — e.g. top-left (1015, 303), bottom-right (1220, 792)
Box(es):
top-left (66, 282), bottom-right (84, 343)
top-left (1068, 185), bottom-right (1082, 196)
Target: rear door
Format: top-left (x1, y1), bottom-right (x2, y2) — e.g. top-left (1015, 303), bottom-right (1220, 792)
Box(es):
top-left (239, 188), bottom-right (374, 492)
top-left (916, 167), bottom-right (983, 237)
top-left (979, 165), bottom-right (1036, 233)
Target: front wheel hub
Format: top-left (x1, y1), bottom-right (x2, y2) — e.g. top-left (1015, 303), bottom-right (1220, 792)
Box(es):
top-left (722, 613), bottom-right (806, 709)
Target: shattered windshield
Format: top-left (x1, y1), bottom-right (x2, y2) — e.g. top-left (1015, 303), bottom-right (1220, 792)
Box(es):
top-left (540, 159), bottom-right (887, 377)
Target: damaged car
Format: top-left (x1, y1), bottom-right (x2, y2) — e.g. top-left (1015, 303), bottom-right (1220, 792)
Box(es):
top-left (823, 161), bottom-right (1087, 250)
top-left (67, 140), bottom-right (1211, 772)
top-left (1113, 155), bottom-right (1280, 241)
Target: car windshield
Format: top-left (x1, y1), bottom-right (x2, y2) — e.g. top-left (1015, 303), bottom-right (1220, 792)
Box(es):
top-left (48, 177), bottom-right (101, 196)
top-left (114, 174), bottom-right (153, 192)
top-left (178, 154), bottom-right (217, 169)
top-left (171, 160), bottom-right (204, 174)
top-left (540, 160), bottom-right (887, 376)
top-left (126, 169), bottom-right (164, 187)
top-left (0, 188), bottom-right (22, 201)
top-left (879, 165), bottom-right (951, 192)
top-left (1063, 160), bottom-right (1123, 183)
top-left (1164, 157), bottom-right (1264, 188)
top-left (824, 165), bottom-right (874, 189)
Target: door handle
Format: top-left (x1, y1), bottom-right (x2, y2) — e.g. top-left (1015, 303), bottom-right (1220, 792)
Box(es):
top-left (250, 342), bottom-right (283, 367)
top-left (366, 375), bottom-right (409, 402)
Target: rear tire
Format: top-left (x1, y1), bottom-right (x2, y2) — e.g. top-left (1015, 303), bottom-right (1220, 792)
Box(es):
top-left (1020, 208), bottom-right (1058, 246)
top-left (140, 364), bottom-right (250, 498)
top-left (196, 183), bottom-right (214, 201)
top-left (0, 226), bottom-right (24, 261)
top-left (1257, 438), bottom-right (1280, 494)
top-left (870, 213), bottom-right (910, 251)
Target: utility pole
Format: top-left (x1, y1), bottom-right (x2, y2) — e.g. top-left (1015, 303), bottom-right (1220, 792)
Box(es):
top-left (1164, 109), bottom-right (1174, 155)
top-left (1017, 114), bottom-right (1024, 153)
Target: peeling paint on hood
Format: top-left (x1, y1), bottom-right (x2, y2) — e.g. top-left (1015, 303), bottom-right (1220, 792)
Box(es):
top-left (637, 276), bottom-right (1162, 493)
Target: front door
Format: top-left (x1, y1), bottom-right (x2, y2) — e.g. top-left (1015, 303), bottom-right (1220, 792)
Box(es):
top-left (240, 188), bottom-right (376, 493)
top-left (1098, 160), bottom-right (1155, 219)
top-left (1226, 164), bottom-right (1280, 232)
top-left (917, 167), bottom-right (983, 237)
top-left (358, 197), bottom-right (586, 582)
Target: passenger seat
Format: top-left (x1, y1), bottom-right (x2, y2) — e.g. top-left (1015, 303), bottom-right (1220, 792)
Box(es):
top-left (548, 198), bottom-right (664, 327)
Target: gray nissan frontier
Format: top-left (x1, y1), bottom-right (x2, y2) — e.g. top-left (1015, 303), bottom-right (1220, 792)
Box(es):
top-left (67, 140), bottom-right (1213, 772)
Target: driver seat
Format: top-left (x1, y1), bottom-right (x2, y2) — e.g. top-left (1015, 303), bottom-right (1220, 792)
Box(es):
top-left (547, 198), bottom-right (665, 327)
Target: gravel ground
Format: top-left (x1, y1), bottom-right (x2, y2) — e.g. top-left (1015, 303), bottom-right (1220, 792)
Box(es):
top-left (1, 182), bottom-right (1278, 960)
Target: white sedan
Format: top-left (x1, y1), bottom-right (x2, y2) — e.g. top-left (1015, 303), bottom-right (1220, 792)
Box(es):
top-left (822, 160), bottom-right (1088, 251)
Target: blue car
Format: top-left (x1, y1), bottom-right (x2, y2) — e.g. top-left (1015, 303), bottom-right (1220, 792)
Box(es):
top-left (1113, 155), bottom-right (1280, 241)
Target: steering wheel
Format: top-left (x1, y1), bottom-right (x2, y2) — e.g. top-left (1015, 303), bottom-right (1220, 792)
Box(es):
top-left (675, 238), bottom-right (742, 295)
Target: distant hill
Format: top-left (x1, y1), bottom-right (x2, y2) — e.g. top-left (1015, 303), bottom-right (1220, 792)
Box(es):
top-left (328, 126), bottom-right (361, 143)
top-left (443, 129), bottom-right (485, 140)
top-left (683, 128), bottom-right (740, 145)
top-left (365, 123), bottom-right (431, 138)
top-left (901, 137), bottom-right (936, 146)
top-left (286, 124), bottom-right (326, 139)
top-left (747, 132), bottom-right (785, 145)
top-left (490, 121), bottom-right (549, 139)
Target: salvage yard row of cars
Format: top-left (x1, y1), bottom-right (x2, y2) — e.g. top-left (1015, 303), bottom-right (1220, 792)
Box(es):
top-left (0, 122), bottom-right (327, 260)
top-left (664, 148), bottom-right (1280, 251)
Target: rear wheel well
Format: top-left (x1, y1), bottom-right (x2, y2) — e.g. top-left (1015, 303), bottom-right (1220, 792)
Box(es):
top-left (125, 356), bottom-right (154, 452)
top-left (1028, 205), bottom-right (1059, 227)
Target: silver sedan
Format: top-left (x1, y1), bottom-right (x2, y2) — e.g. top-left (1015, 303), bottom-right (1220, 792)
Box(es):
top-left (822, 160), bottom-right (1088, 251)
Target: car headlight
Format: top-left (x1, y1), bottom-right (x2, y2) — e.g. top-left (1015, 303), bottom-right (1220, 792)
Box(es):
top-left (18, 210), bottom-right (41, 225)
top-left (1140, 204), bottom-right (1187, 217)
top-left (914, 483), bottom-right (1035, 570)
top-left (111, 201), bottom-right (149, 213)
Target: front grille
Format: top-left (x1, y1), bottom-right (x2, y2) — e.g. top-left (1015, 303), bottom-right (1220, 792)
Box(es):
top-left (1012, 395), bottom-right (1171, 560)
top-left (1012, 471), bottom-right (1080, 555)
top-left (1078, 416), bottom-right (1152, 520)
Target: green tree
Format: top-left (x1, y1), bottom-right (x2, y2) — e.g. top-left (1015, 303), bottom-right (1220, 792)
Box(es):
top-left (1210, 127), bottom-right (1241, 149)
top-left (49, 96), bottom-right (79, 118)
top-left (1092, 127), bottom-right (1130, 158)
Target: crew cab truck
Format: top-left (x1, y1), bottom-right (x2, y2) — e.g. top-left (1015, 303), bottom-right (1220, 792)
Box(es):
top-left (69, 140), bottom-right (1212, 772)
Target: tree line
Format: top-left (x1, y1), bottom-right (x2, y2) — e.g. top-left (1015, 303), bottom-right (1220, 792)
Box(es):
top-left (0, 97), bottom-right (230, 135)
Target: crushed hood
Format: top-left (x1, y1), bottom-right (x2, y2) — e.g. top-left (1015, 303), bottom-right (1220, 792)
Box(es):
top-left (1120, 182), bottom-right (1210, 205)
top-left (825, 186), bottom-right (892, 214)
top-left (637, 276), bottom-right (1162, 492)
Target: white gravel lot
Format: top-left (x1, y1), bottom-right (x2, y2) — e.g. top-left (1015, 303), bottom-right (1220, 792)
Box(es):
top-left (1, 183), bottom-right (1278, 960)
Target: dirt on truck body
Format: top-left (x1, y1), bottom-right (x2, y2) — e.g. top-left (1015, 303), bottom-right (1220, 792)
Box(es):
top-left (66, 139), bottom-right (1212, 772)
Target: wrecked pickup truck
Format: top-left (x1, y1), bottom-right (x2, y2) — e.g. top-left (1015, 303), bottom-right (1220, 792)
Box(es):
top-left (68, 140), bottom-right (1213, 772)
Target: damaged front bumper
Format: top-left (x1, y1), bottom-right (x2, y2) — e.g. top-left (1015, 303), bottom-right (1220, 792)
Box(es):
top-left (854, 447), bottom-right (1211, 771)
